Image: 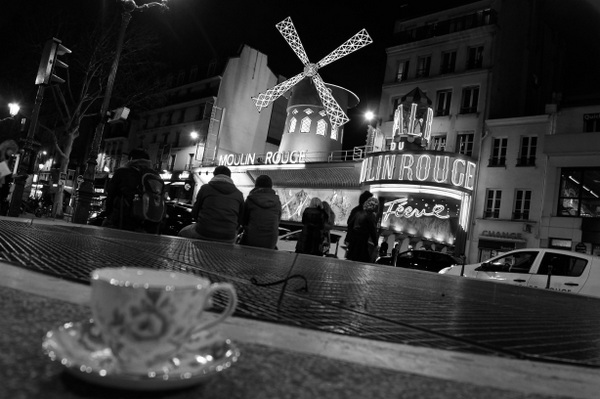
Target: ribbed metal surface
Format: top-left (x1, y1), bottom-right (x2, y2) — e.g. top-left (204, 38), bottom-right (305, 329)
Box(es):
top-left (2, 219), bottom-right (600, 367)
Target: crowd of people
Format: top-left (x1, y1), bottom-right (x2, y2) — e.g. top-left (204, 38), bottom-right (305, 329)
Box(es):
top-left (1, 142), bottom-right (387, 261)
top-left (99, 149), bottom-right (385, 261)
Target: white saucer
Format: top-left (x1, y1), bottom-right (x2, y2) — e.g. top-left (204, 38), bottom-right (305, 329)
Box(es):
top-left (42, 319), bottom-right (240, 391)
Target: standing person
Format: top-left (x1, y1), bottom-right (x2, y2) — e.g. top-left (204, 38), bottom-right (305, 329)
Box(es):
top-left (179, 165), bottom-right (244, 243)
top-left (239, 175), bottom-right (281, 249)
top-left (346, 197), bottom-right (379, 263)
top-left (321, 201), bottom-right (336, 255)
top-left (344, 190), bottom-right (373, 257)
top-left (103, 148), bottom-right (163, 233)
top-left (379, 240), bottom-right (389, 257)
top-left (0, 140), bottom-right (18, 215)
top-left (295, 197), bottom-right (326, 256)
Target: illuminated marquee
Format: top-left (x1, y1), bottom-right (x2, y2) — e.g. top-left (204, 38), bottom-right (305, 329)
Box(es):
top-left (219, 150), bottom-right (306, 166)
top-left (360, 151), bottom-right (476, 193)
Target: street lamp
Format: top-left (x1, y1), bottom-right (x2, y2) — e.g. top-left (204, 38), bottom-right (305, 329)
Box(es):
top-left (190, 131), bottom-right (200, 166)
top-left (364, 110), bottom-right (385, 152)
top-left (72, 0), bottom-right (170, 224)
top-left (8, 103), bottom-right (20, 118)
top-left (1, 103), bottom-right (20, 122)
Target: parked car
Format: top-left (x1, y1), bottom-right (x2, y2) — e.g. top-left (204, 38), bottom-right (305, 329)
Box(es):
top-left (438, 248), bottom-right (600, 298)
top-left (376, 250), bottom-right (462, 273)
top-left (88, 201), bottom-right (194, 236)
top-left (277, 229), bottom-right (347, 258)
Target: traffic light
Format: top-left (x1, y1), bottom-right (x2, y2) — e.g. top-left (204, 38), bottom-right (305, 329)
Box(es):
top-left (35, 38), bottom-right (72, 86)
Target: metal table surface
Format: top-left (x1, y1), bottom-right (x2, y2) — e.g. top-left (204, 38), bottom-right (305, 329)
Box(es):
top-left (2, 218), bottom-right (600, 368)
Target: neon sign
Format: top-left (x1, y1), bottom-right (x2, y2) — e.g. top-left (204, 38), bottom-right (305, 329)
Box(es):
top-left (219, 150), bottom-right (307, 166)
top-left (382, 197), bottom-right (450, 222)
top-left (360, 151), bottom-right (476, 193)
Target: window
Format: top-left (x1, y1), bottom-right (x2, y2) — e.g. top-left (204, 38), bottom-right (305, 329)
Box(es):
top-left (517, 136), bottom-right (537, 166)
top-left (316, 120), bottom-right (327, 136)
top-left (558, 168), bottom-right (600, 217)
top-left (481, 251), bottom-right (537, 273)
top-left (289, 118), bottom-right (297, 133)
top-left (460, 86), bottom-right (479, 114)
top-left (416, 56), bottom-right (431, 78)
top-left (331, 127), bottom-right (339, 140)
top-left (431, 135), bottom-right (446, 151)
top-left (396, 60), bottom-right (410, 82)
top-left (489, 138), bottom-right (507, 166)
top-left (485, 189), bottom-right (501, 218)
top-left (513, 190), bottom-right (532, 220)
top-left (583, 113), bottom-right (600, 132)
top-left (436, 90), bottom-right (452, 116)
top-left (440, 51), bottom-right (456, 74)
top-left (457, 131), bottom-right (474, 156)
top-left (300, 117), bottom-right (311, 133)
top-left (467, 46), bottom-right (484, 69)
top-left (537, 253), bottom-right (587, 277)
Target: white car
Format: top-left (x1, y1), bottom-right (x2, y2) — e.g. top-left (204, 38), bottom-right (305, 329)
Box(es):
top-left (439, 248), bottom-right (600, 298)
top-left (277, 229), bottom-right (347, 259)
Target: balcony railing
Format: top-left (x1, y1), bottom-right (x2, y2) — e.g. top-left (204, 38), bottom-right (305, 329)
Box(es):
top-left (488, 157), bottom-right (506, 167)
top-left (483, 210), bottom-right (500, 218)
top-left (512, 211), bottom-right (530, 220)
top-left (516, 156), bottom-right (536, 167)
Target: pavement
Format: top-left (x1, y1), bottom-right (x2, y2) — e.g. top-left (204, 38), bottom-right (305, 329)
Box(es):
top-left (2, 214), bottom-right (600, 370)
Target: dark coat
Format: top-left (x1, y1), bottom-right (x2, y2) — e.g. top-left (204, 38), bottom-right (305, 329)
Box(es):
top-left (104, 159), bottom-right (161, 233)
top-left (240, 187), bottom-right (281, 249)
top-left (345, 204), bottom-right (363, 245)
top-left (346, 210), bottom-right (378, 262)
top-left (192, 175), bottom-right (244, 242)
top-left (296, 207), bottom-right (326, 255)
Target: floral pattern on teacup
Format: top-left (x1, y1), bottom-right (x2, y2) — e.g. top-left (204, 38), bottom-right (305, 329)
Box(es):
top-left (92, 287), bottom-right (206, 371)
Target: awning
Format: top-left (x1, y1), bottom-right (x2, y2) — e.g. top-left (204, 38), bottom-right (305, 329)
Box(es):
top-left (245, 166), bottom-right (362, 188)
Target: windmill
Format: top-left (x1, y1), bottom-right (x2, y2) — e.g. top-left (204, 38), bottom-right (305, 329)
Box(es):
top-left (251, 17), bottom-right (373, 130)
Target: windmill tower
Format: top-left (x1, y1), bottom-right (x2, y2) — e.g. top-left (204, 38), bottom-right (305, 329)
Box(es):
top-left (252, 17), bottom-right (372, 160)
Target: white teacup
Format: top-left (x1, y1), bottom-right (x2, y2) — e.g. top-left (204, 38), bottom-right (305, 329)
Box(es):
top-left (90, 267), bottom-right (237, 373)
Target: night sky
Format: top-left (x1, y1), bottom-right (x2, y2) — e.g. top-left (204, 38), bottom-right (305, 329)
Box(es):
top-left (2, 0), bottom-right (599, 152)
top-left (0, 0), bottom-right (476, 151)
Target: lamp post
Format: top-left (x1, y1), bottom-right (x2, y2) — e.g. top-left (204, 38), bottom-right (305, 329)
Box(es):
top-left (72, 0), bottom-right (170, 224)
top-left (0, 103), bottom-right (19, 123)
top-left (365, 110), bottom-right (384, 153)
top-left (190, 131), bottom-right (200, 167)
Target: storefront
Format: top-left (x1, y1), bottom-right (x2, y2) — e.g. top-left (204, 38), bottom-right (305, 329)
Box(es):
top-left (360, 149), bottom-right (477, 256)
top-left (159, 170), bottom-right (195, 205)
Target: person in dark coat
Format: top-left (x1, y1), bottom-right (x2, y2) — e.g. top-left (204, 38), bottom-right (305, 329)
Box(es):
top-left (346, 197), bottom-right (379, 263)
top-left (179, 165), bottom-right (244, 243)
top-left (296, 197), bottom-right (326, 256)
top-left (240, 175), bottom-right (281, 249)
top-left (103, 148), bottom-right (162, 233)
top-left (344, 190), bottom-right (373, 258)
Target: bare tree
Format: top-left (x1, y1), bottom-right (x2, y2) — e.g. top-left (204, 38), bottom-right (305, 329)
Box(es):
top-left (34, 11), bottom-right (167, 218)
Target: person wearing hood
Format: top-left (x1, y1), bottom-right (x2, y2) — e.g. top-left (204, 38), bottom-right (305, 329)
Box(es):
top-left (103, 148), bottom-right (162, 233)
top-left (179, 165), bottom-right (244, 243)
top-left (239, 175), bottom-right (281, 249)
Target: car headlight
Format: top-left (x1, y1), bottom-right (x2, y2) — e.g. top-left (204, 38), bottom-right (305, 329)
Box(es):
top-left (438, 266), bottom-right (451, 274)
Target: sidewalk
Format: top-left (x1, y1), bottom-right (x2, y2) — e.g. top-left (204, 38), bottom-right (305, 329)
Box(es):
top-left (1, 215), bottom-right (599, 398)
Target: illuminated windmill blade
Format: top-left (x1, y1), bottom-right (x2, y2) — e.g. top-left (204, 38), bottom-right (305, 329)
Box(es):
top-left (276, 17), bottom-right (310, 66)
top-left (252, 72), bottom-right (306, 111)
top-left (312, 73), bottom-right (349, 129)
top-left (317, 29), bottom-right (373, 68)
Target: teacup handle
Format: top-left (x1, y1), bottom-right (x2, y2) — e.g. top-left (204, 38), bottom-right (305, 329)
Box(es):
top-left (197, 282), bottom-right (238, 332)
